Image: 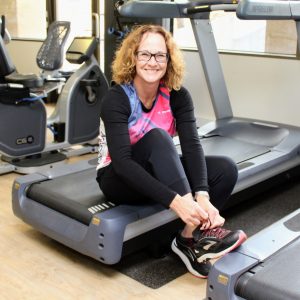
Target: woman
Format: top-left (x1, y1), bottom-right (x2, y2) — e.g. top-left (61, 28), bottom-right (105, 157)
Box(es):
top-left (96, 24), bottom-right (246, 278)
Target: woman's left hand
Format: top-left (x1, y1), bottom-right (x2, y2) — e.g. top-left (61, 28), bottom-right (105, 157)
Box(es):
top-left (195, 195), bottom-right (225, 229)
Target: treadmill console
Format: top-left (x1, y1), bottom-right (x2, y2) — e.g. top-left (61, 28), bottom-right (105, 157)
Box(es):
top-left (237, 0), bottom-right (300, 20)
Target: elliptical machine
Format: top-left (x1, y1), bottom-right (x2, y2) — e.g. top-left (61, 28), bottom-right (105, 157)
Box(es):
top-left (0, 19), bottom-right (108, 174)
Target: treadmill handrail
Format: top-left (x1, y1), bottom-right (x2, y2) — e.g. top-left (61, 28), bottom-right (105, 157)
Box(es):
top-left (117, 0), bottom-right (186, 18)
top-left (184, 4), bottom-right (238, 14)
top-left (237, 0), bottom-right (300, 20)
top-left (117, 0), bottom-right (239, 18)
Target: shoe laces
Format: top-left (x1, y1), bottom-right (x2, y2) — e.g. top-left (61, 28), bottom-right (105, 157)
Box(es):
top-left (201, 227), bottom-right (231, 239)
top-left (201, 258), bottom-right (211, 265)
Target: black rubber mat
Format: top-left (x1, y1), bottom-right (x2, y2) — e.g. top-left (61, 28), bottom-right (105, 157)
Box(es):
top-left (114, 250), bottom-right (186, 289)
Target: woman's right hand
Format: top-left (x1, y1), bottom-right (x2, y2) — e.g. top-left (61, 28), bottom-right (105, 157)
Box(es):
top-left (169, 194), bottom-right (209, 227)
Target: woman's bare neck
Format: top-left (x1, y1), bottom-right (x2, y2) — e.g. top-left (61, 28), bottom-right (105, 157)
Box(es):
top-left (133, 79), bottom-right (159, 109)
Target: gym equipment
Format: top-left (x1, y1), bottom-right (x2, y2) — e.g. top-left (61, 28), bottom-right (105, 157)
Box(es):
top-left (4, 20), bottom-right (71, 88)
top-left (12, 158), bottom-right (183, 264)
top-left (206, 208), bottom-right (300, 300)
top-left (11, 0), bottom-right (300, 265)
top-left (0, 21), bottom-right (109, 174)
top-left (0, 20), bottom-right (70, 174)
top-left (117, 0), bottom-right (300, 197)
top-left (206, 1), bottom-right (300, 299)
top-left (0, 15), bottom-right (14, 80)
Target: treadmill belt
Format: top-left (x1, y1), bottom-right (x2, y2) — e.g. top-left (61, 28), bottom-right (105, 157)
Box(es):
top-left (235, 236), bottom-right (300, 300)
top-left (200, 136), bottom-right (270, 164)
top-left (27, 168), bottom-right (114, 225)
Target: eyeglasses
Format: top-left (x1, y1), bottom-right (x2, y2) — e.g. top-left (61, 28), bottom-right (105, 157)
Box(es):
top-left (136, 51), bottom-right (169, 63)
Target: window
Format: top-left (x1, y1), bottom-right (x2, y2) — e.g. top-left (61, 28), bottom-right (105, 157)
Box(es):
top-left (0, 0), bottom-right (47, 40)
top-left (55, 0), bottom-right (92, 38)
top-left (173, 12), bottom-right (297, 56)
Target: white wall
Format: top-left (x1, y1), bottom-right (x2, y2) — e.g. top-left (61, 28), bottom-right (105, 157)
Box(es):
top-left (183, 50), bottom-right (300, 127)
top-left (6, 40), bottom-right (42, 74)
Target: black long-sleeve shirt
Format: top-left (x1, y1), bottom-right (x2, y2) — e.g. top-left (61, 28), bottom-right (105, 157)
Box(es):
top-left (99, 84), bottom-right (208, 207)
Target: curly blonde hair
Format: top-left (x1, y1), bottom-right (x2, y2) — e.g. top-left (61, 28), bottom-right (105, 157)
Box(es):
top-left (111, 24), bottom-right (185, 91)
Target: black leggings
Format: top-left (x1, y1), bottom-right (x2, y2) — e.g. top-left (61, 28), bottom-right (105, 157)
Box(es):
top-left (97, 128), bottom-right (238, 210)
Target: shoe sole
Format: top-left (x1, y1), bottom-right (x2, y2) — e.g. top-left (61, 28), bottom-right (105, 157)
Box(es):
top-left (171, 240), bottom-right (208, 279)
top-left (197, 231), bottom-right (248, 263)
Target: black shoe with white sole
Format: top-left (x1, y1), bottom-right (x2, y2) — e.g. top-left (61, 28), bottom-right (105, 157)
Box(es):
top-left (172, 227), bottom-right (247, 277)
top-left (171, 235), bottom-right (212, 278)
top-left (192, 227), bottom-right (247, 262)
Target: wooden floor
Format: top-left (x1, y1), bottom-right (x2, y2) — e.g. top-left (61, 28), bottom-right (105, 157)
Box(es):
top-left (0, 154), bottom-right (207, 300)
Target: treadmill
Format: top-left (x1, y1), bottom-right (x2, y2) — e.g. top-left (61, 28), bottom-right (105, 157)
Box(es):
top-left (206, 1), bottom-right (300, 299)
top-left (117, 0), bottom-right (300, 194)
top-left (11, 0), bottom-right (300, 265)
top-left (13, 159), bottom-right (182, 265)
top-left (207, 208), bottom-right (300, 300)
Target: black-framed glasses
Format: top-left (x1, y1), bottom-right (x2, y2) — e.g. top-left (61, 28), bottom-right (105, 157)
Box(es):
top-left (136, 50), bottom-right (169, 63)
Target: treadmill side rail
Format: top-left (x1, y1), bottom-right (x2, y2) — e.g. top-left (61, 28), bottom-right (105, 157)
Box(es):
top-left (206, 251), bottom-right (258, 300)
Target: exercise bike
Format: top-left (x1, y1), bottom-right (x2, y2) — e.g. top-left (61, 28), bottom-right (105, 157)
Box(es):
top-left (0, 19), bottom-right (108, 174)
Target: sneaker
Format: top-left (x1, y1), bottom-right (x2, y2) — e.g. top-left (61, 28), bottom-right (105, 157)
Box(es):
top-left (171, 234), bottom-right (212, 278)
top-left (192, 227), bottom-right (247, 263)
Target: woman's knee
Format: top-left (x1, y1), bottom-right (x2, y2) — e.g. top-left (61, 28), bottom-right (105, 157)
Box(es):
top-left (135, 128), bottom-right (175, 154)
top-left (143, 128), bottom-right (173, 145)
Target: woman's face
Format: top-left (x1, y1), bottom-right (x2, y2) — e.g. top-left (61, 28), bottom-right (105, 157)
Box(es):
top-left (134, 32), bottom-right (168, 86)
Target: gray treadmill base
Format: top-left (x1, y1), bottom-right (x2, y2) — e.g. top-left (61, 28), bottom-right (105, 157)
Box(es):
top-left (206, 209), bottom-right (300, 300)
top-left (12, 160), bottom-right (179, 265)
